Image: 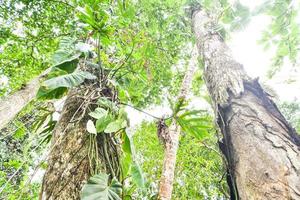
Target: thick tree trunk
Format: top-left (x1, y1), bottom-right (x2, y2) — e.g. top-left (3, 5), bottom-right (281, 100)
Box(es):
top-left (158, 47), bottom-right (197, 200)
top-left (40, 88), bottom-right (91, 200)
top-left (40, 64), bottom-right (119, 199)
top-left (192, 10), bottom-right (300, 199)
top-left (0, 69), bottom-right (50, 130)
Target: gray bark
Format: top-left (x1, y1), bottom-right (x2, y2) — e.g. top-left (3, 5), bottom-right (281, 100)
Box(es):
top-left (40, 64), bottom-right (120, 199)
top-left (192, 9), bottom-right (300, 199)
top-left (40, 89), bottom-right (91, 200)
top-left (158, 47), bottom-right (197, 200)
top-left (0, 69), bottom-right (50, 130)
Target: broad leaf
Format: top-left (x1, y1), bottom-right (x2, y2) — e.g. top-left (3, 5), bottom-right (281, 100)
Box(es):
top-left (43, 71), bottom-right (97, 90)
top-left (97, 97), bottom-right (118, 111)
top-left (131, 163), bottom-right (145, 188)
top-left (96, 115), bottom-right (114, 133)
top-left (36, 86), bottom-right (68, 100)
top-left (52, 53), bottom-right (80, 73)
top-left (89, 108), bottom-right (108, 119)
top-left (104, 119), bottom-right (127, 133)
top-left (81, 173), bottom-right (121, 200)
top-left (51, 37), bottom-right (80, 73)
top-left (176, 110), bottom-right (213, 140)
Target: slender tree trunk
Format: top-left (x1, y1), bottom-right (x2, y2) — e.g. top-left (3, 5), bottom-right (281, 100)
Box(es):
top-left (0, 69), bottom-right (50, 130)
top-left (158, 47), bottom-right (197, 200)
top-left (192, 9), bottom-right (300, 199)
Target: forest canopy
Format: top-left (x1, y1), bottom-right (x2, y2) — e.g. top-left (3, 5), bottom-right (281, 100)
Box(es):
top-left (0, 0), bottom-right (299, 199)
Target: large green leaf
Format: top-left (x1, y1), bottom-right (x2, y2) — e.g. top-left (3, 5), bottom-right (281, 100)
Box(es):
top-left (176, 110), bottom-right (213, 140)
top-left (120, 132), bottom-right (133, 177)
top-left (81, 173), bottom-right (122, 200)
top-left (51, 37), bottom-right (80, 73)
top-left (89, 108), bottom-right (108, 119)
top-left (131, 163), bottom-right (145, 188)
top-left (43, 71), bottom-right (97, 90)
top-left (97, 97), bottom-right (118, 112)
top-left (96, 115), bottom-right (114, 133)
top-left (36, 86), bottom-right (68, 100)
top-left (104, 119), bottom-right (127, 133)
top-left (52, 53), bottom-right (81, 73)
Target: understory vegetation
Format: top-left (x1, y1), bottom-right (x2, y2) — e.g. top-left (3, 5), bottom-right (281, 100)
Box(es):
top-left (0, 0), bottom-right (299, 199)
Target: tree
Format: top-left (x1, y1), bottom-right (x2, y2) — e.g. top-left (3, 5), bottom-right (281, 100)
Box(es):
top-left (158, 47), bottom-right (197, 200)
top-left (192, 8), bottom-right (300, 199)
top-left (0, 69), bottom-right (49, 130)
top-left (37, 1), bottom-right (191, 199)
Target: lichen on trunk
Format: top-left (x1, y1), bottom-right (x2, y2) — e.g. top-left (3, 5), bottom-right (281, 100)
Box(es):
top-left (158, 47), bottom-right (197, 200)
top-left (40, 65), bottom-right (120, 199)
top-left (192, 9), bottom-right (300, 199)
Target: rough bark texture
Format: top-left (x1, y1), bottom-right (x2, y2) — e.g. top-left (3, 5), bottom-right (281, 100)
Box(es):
top-left (0, 69), bottom-right (50, 130)
top-left (158, 47), bottom-right (197, 200)
top-left (192, 9), bottom-right (300, 199)
top-left (40, 63), bottom-right (120, 199)
top-left (40, 89), bottom-right (92, 200)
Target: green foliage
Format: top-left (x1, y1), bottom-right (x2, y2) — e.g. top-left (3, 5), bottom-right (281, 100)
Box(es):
top-left (104, 119), bottom-right (127, 133)
top-left (36, 37), bottom-right (95, 100)
top-left (42, 71), bottom-right (96, 89)
top-left (133, 122), bottom-right (228, 199)
top-left (177, 110), bottom-right (213, 140)
top-left (87, 101), bottom-right (128, 134)
top-left (0, 0), bottom-right (77, 97)
top-left (254, 0), bottom-right (300, 77)
top-left (81, 173), bottom-right (122, 200)
top-left (131, 163), bottom-right (145, 188)
top-left (170, 98), bottom-right (213, 140)
top-left (220, 1), bottom-right (251, 32)
top-left (280, 101), bottom-right (300, 133)
top-left (0, 101), bottom-right (52, 199)
top-left (4, 0), bottom-right (291, 199)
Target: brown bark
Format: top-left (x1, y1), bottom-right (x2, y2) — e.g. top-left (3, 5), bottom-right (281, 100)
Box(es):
top-left (0, 69), bottom-right (50, 130)
top-left (158, 47), bottom-right (197, 200)
top-left (40, 88), bottom-right (91, 200)
top-left (40, 64), bottom-right (120, 199)
top-left (192, 9), bottom-right (300, 199)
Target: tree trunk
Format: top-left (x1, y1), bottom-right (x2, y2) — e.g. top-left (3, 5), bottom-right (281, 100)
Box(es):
top-left (0, 69), bottom-right (50, 130)
top-left (40, 88), bottom-right (91, 200)
top-left (192, 9), bottom-right (300, 199)
top-left (40, 65), bottom-right (120, 199)
top-left (158, 47), bottom-right (197, 200)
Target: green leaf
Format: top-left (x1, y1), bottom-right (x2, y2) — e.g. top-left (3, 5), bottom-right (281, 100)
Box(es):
top-left (121, 152), bottom-right (132, 178)
top-left (104, 119), bottom-right (127, 133)
top-left (96, 115), bottom-right (113, 133)
top-left (131, 163), bottom-right (145, 188)
top-left (81, 173), bottom-right (121, 200)
top-left (89, 108), bottom-right (108, 119)
top-left (97, 97), bottom-right (118, 111)
top-left (52, 54), bottom-right (80, 73)
top-left (176, 110), bottom-right (213, 140)
top-left (51, 37), bottom-right (80, 73)
top-left (86, 120), bottom-right (97, 134)
top-left (43, 71), bottom-right (97, 90)
top-left (36, 86), bottom-right (68, 100)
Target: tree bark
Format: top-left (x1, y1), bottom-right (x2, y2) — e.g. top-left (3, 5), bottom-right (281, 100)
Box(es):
top-left (40, 88), bottom-right (91, 200)
top-left (40, 64), bottom-right (120, 199)
top-left (0, 69), bottom-right (50, 130)
top-left (158, 47), bottom-right (197, 200)
top-left (192, 9), bottom-right (300, 199)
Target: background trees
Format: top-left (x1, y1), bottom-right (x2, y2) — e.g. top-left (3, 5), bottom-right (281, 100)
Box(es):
top-left (0, 0), bottom-right (299, 199)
